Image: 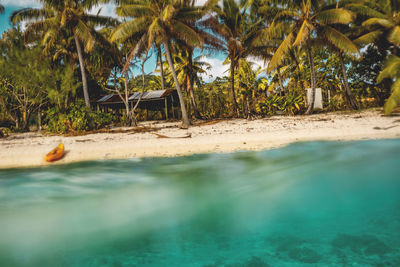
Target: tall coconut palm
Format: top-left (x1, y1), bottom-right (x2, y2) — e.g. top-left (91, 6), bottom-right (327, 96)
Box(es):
top-left (11, 0), bottom-right (116, 109)
top-left (353, 0), bottom-right (400, 111)
top-left (267, 0), bottom-right (357, 114)
top-left (165, 48), bottom-right (210, 117)
top-left (354, 0), bottom-right (400, 52)
top-left (111, 0), bottom-right (210, 128)
top-left (378, 55), bottom-right (400, 114)
top-left (213, 0), bottom-right (264, 117)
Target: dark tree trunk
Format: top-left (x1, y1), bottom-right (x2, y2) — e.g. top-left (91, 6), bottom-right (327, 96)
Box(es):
top-left (305, 43), bottom-right (316, 115)
top-left (158, 46), bottom-right (165, 91)
top-left (163, 41), bottom-right (190, 128)
top-left (22, 109), bottom-right (31, 132)
top-left (229, 61), bottom-right (239, 117)
top-left (187, 49), bottom-right (201, 119)
top-left (123, 70), bottom-right (135, 126)
top-left (277, 66), bottom-right (285, 95)
top-left (38, 106), bottom-right (42, 131)
top-left (74, 33), bottom-right (90, 109)
top-left (339, 52), bottom-right (358, 110)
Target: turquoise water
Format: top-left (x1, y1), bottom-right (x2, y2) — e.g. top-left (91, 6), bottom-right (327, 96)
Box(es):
top-left (0, 140), bottom-right (400, 266)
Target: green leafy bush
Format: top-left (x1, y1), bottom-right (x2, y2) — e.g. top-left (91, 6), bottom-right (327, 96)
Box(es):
top-left (45, 102), bottom-right (114, 134)
top-left (0, 127), bottom-right (10, 138)
top-left (326, 95), bottom-right (344, 111)
top-left (256, 94), bottom-right (304, 115)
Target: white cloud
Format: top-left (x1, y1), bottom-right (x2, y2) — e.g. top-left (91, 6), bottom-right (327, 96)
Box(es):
top-left (88, 4), bottom-right (117, 18)
top-left (247, 56), bottom-right (266, 72)
top-left (200, 55), bottom-right (269, 81)
top-left (200, 56), bottom-right (229, 81)
top-left (2, 0), bottom-right (40, 7)
top-left (3, 1), bottom-right (117, 17)
top-left (195, 0), bottom-right (209, 5)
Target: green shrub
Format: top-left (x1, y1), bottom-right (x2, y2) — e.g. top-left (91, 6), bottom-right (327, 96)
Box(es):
top-left (44, 102), bottom-right (114, 134)
top-left (0, 127), bottom-right (10, 138)
top-left (326, 95), bottom-right (344, 111)
top-left (256, 94), bottom-right (304, 115)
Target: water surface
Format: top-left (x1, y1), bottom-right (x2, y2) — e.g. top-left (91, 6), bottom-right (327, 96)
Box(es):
top-left (0, 140), bottom-right (400, 266)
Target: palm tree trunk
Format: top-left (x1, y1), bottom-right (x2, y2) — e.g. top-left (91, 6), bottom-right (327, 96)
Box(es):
top-left (277, 66), bottom-right (285, 96)
top-left (163, 41), bottom-right (190, 128)
top-left (229, 61), bottom-right (239, 117)
top-left (158, 46), bottom-right (165, 91)
top-left (305, 43), bottom-right (316, 115)
top-left (124, 70), bottom-right (134, 126)
top-left (189, 76), bottom-right (201, 119)
top-left (339, 52), bottom-right (358, 110)
top-left (74, 33), bottom-right (90, 109)
top-left (188, 50), bottom-right (201, 119)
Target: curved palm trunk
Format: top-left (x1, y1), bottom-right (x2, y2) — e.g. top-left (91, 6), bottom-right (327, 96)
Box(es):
top-left (163, 41), bottom-right (190, 128)
top-left (188, 77), bottom-right (201, 118)
top-left (277, 66), bottom-right (285, 96)
top-left (74, 33), bottom-right (90, 109)
top-left (305, 44), bottom-right (316, 115)
top-left (158, 46), bottom-right (165, 91)
top-left (229, 61), bottom-right (239, 117)
top-left (188, 50), bottom-right (201, 119)
top-left (339, 52), bottom-right (358, 110)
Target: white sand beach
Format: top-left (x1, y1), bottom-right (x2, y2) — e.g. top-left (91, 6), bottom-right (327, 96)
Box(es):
top-left (1, 109), bottom-right (400, 169)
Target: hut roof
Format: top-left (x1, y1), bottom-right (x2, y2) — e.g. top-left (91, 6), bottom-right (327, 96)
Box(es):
top-left (94, 89), bottom-right (176, 104)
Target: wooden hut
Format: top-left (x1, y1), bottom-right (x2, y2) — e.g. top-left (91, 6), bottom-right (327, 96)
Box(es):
top-left (94, 89), bottom-right (180, 119)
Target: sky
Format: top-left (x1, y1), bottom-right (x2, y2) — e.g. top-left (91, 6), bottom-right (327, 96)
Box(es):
top-left (0, 1), bottom-right (265, 81)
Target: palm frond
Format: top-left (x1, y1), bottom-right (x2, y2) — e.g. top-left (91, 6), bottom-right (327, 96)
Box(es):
top-left (10, 8), bottom-right (55, 24)
top-left (323, 26), bottom-right (359, 56)
top-left (353, 30), bottom-right (382, 46)
top-left (384, 79), bottom-right (400, 115)
top-left (315, 8), bottom-right (354, 25)
top-left (293, 20), bottom-right (313, 46)
top-left (267, 31), bottom-right (294, 72)
top-left (74, 20), bottom-right (95, 51)
top-left (387, 26), bottom-right (400, 46)
top-left (274, 10), bottom-right (300, 21)
top-left (163, 4), bottom-right (176, 22)
top-left (84, 14), bottom-right (119, 27)
top-left (24, 17), bottom-right (58, 43)
top-left (172, 21), bottom-right (203, 48)
top-left (263, 21), bottom-right (290, 39)
top-left (116, 4), bottom-right (153, 17)
top-left (345, 4), bottom-right (386, 18)
top-left (147, 18), bottom-right (161, 48)
top-left (362, 18), bottom-right (394, 29)
top-left (111, 17), bottom-right (149, 43)
top-left (377, 55), bottom-right (400, 82)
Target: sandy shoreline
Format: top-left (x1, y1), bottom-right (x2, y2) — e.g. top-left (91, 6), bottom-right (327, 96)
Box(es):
top-left (1, 109), bottom-right (400, 169)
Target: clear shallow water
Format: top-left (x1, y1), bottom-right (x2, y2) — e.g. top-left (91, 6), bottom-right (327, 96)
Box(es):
top-left (0, 140), bottom-right (400, 267)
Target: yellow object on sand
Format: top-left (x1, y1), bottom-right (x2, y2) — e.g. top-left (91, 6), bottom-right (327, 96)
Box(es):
top-left (45, 143), bottom-right (65, 162)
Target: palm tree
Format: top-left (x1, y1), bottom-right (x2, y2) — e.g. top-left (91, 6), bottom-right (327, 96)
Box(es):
top-left (353, 0), bottom-right (400, 111)
top-left (213, 0), bottom-right (264, 117)
top-left (166, 48), bottom-right (210, 117)
top-left (378, 55), bottom-right (400, 114)
top-left (354, 0), bottom-right (400, 52)
top-left (11, 0), bottom-right (116, 109)
top-left (111, 0), bottom-right (209, 128)
top-left (267, 0), bottom-right (357, 114)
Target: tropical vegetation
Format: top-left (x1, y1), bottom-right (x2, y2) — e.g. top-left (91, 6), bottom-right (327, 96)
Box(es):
top-left (0, 0), bottom-right (399, 134)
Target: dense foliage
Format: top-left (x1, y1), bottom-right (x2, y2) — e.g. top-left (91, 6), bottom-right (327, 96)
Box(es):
top-left (0, 0), bottom-right (399, 133)
top-left (45, 102), bottom-right (114, 134)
